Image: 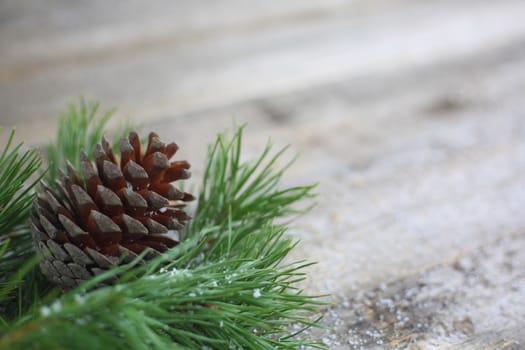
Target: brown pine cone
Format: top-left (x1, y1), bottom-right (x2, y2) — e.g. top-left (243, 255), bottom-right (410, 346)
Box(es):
top-left (31, 131), bottom-right (194, 289)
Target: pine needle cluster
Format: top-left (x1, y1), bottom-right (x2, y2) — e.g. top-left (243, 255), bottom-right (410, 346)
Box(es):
top-left (0, 99), bottom-right (325, 349)
top-left (45, 98), bottom-right (118, 183)
top-left (0, 128), bottom-right (45, 318)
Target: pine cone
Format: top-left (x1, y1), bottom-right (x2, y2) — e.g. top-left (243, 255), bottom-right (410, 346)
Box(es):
top-left (31, 131), bottom-right (194, 289)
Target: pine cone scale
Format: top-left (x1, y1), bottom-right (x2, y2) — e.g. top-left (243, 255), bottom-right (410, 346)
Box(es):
top-left (58, 214), bottom-right (87, 238)
top-left (95, 185), bottom-right (124, 217)
top-left (63, 243), bottom-right (94, 265)
top-left (120, 214), bottom-right (148, 235)
top-left (123, 160), bottom-right (149, 189)
top-left (68, 262), bottom-right (92, 280)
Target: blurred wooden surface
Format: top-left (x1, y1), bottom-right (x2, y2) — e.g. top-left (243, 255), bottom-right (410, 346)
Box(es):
top-left (2, 0), bottom-right (525, 142)
top-left (2, 0), bottom-right (525, 348)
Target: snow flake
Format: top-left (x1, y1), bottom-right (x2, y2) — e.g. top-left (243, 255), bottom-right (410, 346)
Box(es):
top-left (74, 294), bottom-right (85, 305)
top-left (40, 306), bottom-right (51, 317)
top-left (51, 301), bottom-right (62, 312)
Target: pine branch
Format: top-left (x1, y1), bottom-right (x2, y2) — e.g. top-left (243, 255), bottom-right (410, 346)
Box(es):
top-left (1, 224), bottom-right (324, 350)
top-left (188, 125), bottom-right (316, 241)
top-left (0, 105), bottom-right (325, 349)
top-left (0, 128), bottom-right (44, 317)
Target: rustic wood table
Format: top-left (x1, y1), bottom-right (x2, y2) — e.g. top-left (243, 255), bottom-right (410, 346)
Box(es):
top-left (2, 0), bottom-right (525, 348)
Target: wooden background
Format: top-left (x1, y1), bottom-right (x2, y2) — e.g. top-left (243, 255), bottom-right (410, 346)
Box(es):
top-left (2, 0), bottom-right (525, 348)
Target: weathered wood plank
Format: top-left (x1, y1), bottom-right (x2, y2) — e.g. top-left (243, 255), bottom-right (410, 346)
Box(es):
top-left (313, 233), bottom-right (525, 349)
top-left (0, 0), bottom-right (350, 74)
top-left (146, 38), bottom-right (525, 297)
top-left (145, 41), bottom-right (525, 346)
top-left (445, 329), bottom-right (525, 350)
top-left (2, 0), bottom-right (525, 145)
